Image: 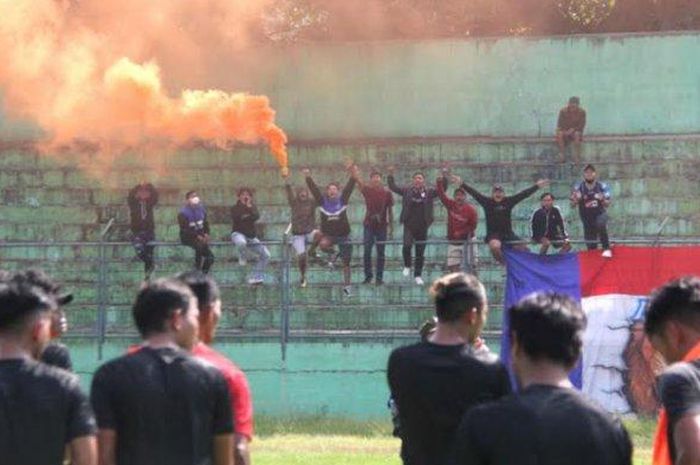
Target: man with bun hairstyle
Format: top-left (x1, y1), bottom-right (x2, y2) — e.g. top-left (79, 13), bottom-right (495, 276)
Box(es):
top-left (453, 293), bottom-right (632, 465)
top-left (387, 272), bottom-right (510, 465)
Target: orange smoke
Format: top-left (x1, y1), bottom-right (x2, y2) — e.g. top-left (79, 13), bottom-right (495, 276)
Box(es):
top-left (0, 0), bottom-right (288, 169)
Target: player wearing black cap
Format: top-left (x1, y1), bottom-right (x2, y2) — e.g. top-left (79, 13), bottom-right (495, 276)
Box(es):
top-left (453, 176), bottom-right (549, 264)
top-left (11, 269), bottom-right (76, 371)
top-left (0, 275), bottom-right (97, 465)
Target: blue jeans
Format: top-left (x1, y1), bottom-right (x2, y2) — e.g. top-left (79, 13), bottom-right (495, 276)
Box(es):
top-left (363, 225), bottom-right (387, 281)
top-left (231, 233), bottom-right (271, 278)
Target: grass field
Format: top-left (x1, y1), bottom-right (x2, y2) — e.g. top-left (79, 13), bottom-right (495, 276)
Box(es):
top-left (251, 416), bottom-right (656, 465)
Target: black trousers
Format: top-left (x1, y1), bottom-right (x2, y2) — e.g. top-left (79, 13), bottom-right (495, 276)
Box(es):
top-left (182, 237), bottom-right (215, 273)
top-left (403, 224), bottom-right (428, 277)
top-left (581, 212), bottom-right (610, 250)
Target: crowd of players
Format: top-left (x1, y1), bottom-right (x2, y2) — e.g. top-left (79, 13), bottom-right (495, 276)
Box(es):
top-left (2, 267), bottom-right (700, 465)
top-left (0, 269), bottom-right (252, 465)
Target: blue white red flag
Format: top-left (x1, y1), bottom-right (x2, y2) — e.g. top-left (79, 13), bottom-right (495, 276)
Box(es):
top-left (501, 246), bottom-right (700, 413)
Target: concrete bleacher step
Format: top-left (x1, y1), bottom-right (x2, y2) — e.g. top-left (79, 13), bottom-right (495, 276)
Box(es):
top-left (1, 135), bottom-right (699, 334)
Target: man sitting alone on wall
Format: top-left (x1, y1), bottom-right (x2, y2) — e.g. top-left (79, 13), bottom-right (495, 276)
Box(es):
top-left (556, 96), bottom-right (586, 164)
top-left (530, 192), bottom-right (571, 255)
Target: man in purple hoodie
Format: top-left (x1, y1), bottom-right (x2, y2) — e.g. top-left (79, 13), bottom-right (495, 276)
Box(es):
top-left (303, 165), bottom-right (356, 297)
top-left (178, 190), bottom-right (214, 274)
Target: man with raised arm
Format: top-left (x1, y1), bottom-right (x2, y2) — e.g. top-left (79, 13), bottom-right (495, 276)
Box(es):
top-left (455, 176), bottom-right (549, 264)
top-left (282, 170), bottom-right (320, 288)
top-left (303, 163), bottom-right (357, 297)
top-left (354, 167), bottom-right (394, 285)
top-left (387, 167), bottom-right (439, 286)
top-left (436, 171), bottom-right (478, 273)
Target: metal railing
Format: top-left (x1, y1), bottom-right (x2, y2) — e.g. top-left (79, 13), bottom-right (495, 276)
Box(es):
top-left (0, 231), bottom-right (697, 361)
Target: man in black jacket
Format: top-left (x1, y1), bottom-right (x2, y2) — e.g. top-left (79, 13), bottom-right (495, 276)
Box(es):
top-left (453, 293), bottom-right (632, 465)
top-left (387, 167), bottom-right (439, 286)
top-left (231, 188), bottom-right (270, 285)
top-left (303, 165), bottom-right (356, 297)
top-left (178, 191), bottom-right (214, 274)
top-left (388, 273), bottom-right (511, 465)
top-left (530, 192), bottom-right (571, 255)
top-left (455, 176), bottom-right (548, 264)
top-left (127, 182), bottom-right (158, 279)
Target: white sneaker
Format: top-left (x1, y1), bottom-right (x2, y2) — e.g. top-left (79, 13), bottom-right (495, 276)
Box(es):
top-left (238, 256), bottom-right (247, 266)
top-left (601, 250), bottom-right (613, 258)
top-left (415, 276), bottom-right (425, 286)
top-left (402, 267), bottom-right (411, 277)
top-left (248, 277), bottom-right (264, 285)
top-left (343, 286), bottom-right (353, 297)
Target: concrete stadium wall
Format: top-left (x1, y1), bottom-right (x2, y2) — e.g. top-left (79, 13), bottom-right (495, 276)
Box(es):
top-left (3, 31), bottom-right (700, 419)
top-left (3, 32), bottom-right (700, 140)
top-left (200, 32), bottom-right (700, 139)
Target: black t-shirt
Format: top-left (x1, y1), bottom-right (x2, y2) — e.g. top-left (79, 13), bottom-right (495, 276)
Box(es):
top-left (41, 341), bottom-right (73, 371)
top-left (91, 346), bottom-right (234, 465)
top-left (658, 359), bottom-right (700, 463)
top-left (453, 384), bottom-right (633, 465)
top-left (387, 341), bottom-right (511, 465)
top-left (0, 358), bottom-right (96, 465)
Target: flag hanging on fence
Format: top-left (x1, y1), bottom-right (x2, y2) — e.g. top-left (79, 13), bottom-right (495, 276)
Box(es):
top-left (501, 245), bottom-right (700, 414)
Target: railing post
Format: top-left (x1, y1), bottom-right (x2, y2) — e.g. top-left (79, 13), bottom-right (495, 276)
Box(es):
top-left (280, 224), bottom-right (293, 362)
top-left (97, 219), bottom-right (114, 361)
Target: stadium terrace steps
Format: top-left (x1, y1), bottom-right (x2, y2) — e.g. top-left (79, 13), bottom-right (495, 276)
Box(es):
top-left (0, 135), bottom-right (698, 337)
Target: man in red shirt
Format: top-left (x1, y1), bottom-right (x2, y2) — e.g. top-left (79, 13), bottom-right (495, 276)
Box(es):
top-left (354, 167), bottom-right (394, 285)
top-left (177, 272), bottom-right (254, 465)
top-left (437, 173), bottom-right (478, 273)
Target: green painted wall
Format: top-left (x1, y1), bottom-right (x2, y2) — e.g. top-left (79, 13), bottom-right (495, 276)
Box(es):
top-left (71, 338), bottom-right (501, 419)
top-left (3, 33), bottom-right (700, 140)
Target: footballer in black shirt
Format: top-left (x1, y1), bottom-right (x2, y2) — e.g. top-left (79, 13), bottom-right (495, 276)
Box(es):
top-left (0, 276), bottom-right (97, 465)
top-left (387, 273), bottom-right (511, 465)
top-left (91, 278), bottom-right (234, 465)
top-left (453, 293), bottom-right (632, 465)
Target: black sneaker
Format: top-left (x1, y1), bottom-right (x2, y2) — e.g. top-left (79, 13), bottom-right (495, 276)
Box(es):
top-left (375, 279), bottom-right (384, 286)
top-left (362, 277), bottom-right (373, 284)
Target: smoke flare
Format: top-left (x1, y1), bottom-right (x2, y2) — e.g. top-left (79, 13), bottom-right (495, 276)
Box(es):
top-left (0, 0), bottom-right (288, 169)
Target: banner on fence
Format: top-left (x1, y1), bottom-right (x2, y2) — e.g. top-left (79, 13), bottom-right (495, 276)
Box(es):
top-left (501, 245), bottom-right (700, 414)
